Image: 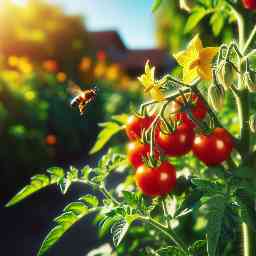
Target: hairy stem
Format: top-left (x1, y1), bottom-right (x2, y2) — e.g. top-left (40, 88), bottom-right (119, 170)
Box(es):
top-left (162, 198), bottom-right (171, 230)
top-left (243, 25), bottom-right (256, 54)
top-left (234, 90), bottom-right (250, 159)
top-left (139, 216), bottom-right (187, 252)
top-left (229, 5), bottom-right (245, 50)
top-left (241, 223), bottom-right (255, 256)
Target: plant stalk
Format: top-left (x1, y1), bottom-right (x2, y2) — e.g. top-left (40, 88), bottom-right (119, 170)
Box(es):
top-left (231, 8), bottom-right (256, 256)
top-left (140, 216), bottom-right (187, 253)
top-left (243, 25), bottom-right (256, 54)
top-left (242, 223), bottom-right (255, 256)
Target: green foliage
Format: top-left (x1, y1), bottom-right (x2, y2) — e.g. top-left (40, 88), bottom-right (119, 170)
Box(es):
top-left (188, 240), bottom-right (207, 255)
top-left (210, 12), bottom-right (225, 36)
top-left (205, 195), bottom-right (226, 256)
top-left (90, 114), bottom-right (128, 154)
top-left (90, 122), bottom-right (124, 154)
top-left (7, 1), bottom-right (256, 256)
top-left (185, 7), bottom-right (209, 33)
top-left (151, 0), bottom-right (163, 12)
top-left (37, 199), bottom-right (94, 256)
top-left (79, 194), bottom-right (99, 208)
top-left (6, 167), bottom-right (64, 207)
top-left (157, 246), bottom-right (186, 256)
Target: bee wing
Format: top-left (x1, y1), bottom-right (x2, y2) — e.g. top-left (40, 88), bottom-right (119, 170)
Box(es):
top-left (68, 81), bottom-right (83, 96)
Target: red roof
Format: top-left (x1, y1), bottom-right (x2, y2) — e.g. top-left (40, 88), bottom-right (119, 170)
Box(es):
top-left (88, 30), bottom-right (173, 76)
top-left (88, 30), bottom-right (126, 51)
top-left (119, 49), bottom-right (170, 71)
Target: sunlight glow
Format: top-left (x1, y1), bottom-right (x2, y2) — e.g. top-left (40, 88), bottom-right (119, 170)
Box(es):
top-left (11, 0), bottom-right (27, 6)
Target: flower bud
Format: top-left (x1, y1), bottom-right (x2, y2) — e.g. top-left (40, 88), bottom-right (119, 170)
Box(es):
top-left (179, 0), bottom-right (194, 12)
top-left (249, 114), bottom-right (256, 133)
top-left (217, 60), bottom-right (234, 91)
top-left (244, 71), bottom-right (256, 92)
top-left (208, 84), bottom-right (225, 112)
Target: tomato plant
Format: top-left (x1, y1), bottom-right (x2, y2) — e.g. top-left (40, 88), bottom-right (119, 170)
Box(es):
top-left (5, 1), bottom-right (256, 256)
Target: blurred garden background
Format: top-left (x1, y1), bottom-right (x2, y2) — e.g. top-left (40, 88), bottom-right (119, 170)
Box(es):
top-left (1, 0), bottom-right (255, 255)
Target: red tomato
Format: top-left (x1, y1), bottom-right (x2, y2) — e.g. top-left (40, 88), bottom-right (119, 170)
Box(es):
top-left (135, 161), bottom-right (176, 197)
top-left (156, 123), bottom-right (195, 156)
top-left (242, 0), bottom-right (256, 10)
top-left (192, 128), bottom-right (234, 166)
top-left (125, 115), bottom-right (155, 141)
top-left (171, 94), bottom-right (207, 128)
top-left (127, 141), bottom-right (158, 168)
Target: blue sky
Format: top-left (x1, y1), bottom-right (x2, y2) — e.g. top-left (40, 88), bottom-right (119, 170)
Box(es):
top-left (49, 0), bottom-right (156, 49)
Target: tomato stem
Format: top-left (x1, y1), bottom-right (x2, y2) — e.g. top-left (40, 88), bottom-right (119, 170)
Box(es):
top-left (139, 216), bottom-right (187, 253)
top-left (243, 25), bottom-right (256, 54)
top-left (229, 4), bottom-right (245, 50)
top-left (161, 197), bottom-right (172, 230)
top-left (241, 223), bottom-right (255, 256)
top-left (233, 9), bottom-right (256, 256)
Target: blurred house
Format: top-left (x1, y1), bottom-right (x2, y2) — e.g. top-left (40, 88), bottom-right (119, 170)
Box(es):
top-left (88, 30), bottom-right (175, 78)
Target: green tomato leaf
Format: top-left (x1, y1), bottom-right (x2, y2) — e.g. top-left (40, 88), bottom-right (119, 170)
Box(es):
top-left (185, 8), bottom-right (208, 33)
top-left (151, 0), bottom-right (162, 13)
top-left (210, 12), bottom-right (225, 36)
top-left (6, 167), bottom-right (64, 207)
top-left (79, 194), bottom-right (99, 208)
top-left (112, 114), bottom-right (128, 124)
top-left (99, 215), bottom-right (121, 238)
top-left (206, 195), bottom-right (226, 256)
top-left (111, 218), bottom-right (130, 247)
top-left (80, 165), bottom-right (92, 180)
top-left (157, 246), bottom-right (187, 256)
top-left (37, 198), bottom-right (96, 256)
top-left (191, 178), bottom-right (223, 194)
top-left (47, 167), bottom-right (65, 183)
top-left (233, 166), bottom-right (254, 179)
top-left (59, 167), bottom-right (79, 194)
top-left (89, 122), bottom-right (123, 154)
top-left (188, 240), bottom-right (207, 255)
top-left (236, 190), bottom-right (256, 231)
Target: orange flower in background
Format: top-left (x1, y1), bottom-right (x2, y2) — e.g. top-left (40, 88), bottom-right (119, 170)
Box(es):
top-left (45, 134), bottom-right (57, 145)
top-left (79, 57), bottom-right (92, 72)
top-left (56, 72), bottom-right (67, 82)
top-left (94, 62), bottom-right (106, 78)
top-left (8, 56), bottom-right (19, 67)
top-left (96, 50), bottom-right (107, 62)
top-left (17, 57), bottom-right (33, 74)
top-left (43, 59), bottom-right (59, 73)
top-left (106, 64), bottom-right (120, 81)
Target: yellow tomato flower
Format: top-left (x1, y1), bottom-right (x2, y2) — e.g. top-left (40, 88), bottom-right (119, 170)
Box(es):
top-left (138, 60), bottom-right (165, 101)
top-left (173, 34), bottom-right (219, 84)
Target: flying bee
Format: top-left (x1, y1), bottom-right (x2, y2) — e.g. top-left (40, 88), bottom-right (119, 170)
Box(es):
top-left (68, 81), bottom-right (97, 115)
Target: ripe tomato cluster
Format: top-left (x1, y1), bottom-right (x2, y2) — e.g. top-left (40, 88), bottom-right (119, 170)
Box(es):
top-left (242, 0), bottom-right (256, 10)
top-left (125, 95), bottom-right (234, 197)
